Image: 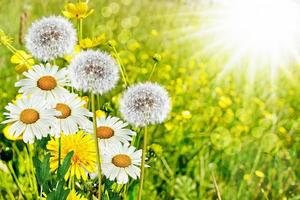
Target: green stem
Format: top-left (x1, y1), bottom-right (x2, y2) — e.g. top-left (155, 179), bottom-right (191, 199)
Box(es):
top-left (80, 19), bottom-right (83, 40)
top-left (58, 137), bottom-right (61, 168)
top-left (91, 93), bottom-right (102, 200)
top-left (26, 145), bottom-right (39, 197)
top-left (77, 19), bottom-right (83, 41)
top-left (7, 162), bottom-right (27, 200)
top-left (237, 143), bottom-right (262, 198)
top-left (40, 185), bottom-right (43, 200)
top-left (148, 62), bottom-right (157, 81)
top-left (137, 126), bottom-right (148, 200)
top-left (112, 46), bottom-right (128, 87)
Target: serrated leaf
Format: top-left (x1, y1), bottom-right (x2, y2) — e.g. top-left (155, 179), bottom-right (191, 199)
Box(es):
top-left (57, 151), bottom-right (74, 180)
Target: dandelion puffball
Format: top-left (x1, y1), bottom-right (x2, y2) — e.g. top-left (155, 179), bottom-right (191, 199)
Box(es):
top-left (120, 82), bottom-right (171, 127)
top-left (68, 50), bottom-right (119, 94)
top-left (25, 16), bottom-right (77, 61)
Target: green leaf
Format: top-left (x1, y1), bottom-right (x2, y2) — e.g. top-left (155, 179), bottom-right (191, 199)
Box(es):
top-left (46, 180), bottom-right (70, 200)
top-left (33, 153), bottom-right (50, 186)
top-left (57, 151), bottom-right (74, 180)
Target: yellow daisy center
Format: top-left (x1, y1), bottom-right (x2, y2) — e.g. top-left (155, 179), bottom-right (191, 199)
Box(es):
top-left (55, 103), bottom-right (71, 119)
top-left (37, 76), bottom-right (57, 90)
top-left (96, 126), bottom-right (114, 139)
top-left (112, 154), bottom-right (132, 168)
top-left (20, 109), bottom-right (39, 124)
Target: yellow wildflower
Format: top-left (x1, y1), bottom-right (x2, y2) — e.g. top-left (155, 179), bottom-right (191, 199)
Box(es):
top-left (148, 144), bottom-right (163, 157)
top-left (255, 170), bottom-right (265, 178)
top-left (181, 110), bottom-right (192, 119)
top-left (108, 39), bottom-right (117, 47)
top-left (64, 45), bottom-right (81, 62)
top-left (152, 53), bottom-right (161, 62)
top-left (218, 96), bottom-right (232, 109)
top-left (12, 94), bottom-right (23, 104)
top-left (81, 96), bottom-right (89, 108)
top-left (10, 50), bottom-right (34, 74)
top-left (67, 190), bottom-right (87, 200)
top-left (79, 33), bottom-right (106, 49)
top-left (243, 173), bottom-right (251, 181)
top-left (62, 2), bottom-right (94, 19)
top-left (3, 125), bottom-right (22, 141)
top-left (151, 29), bottom-right (158, 36)
top-left (47, 131), bottom-right (96, 180)
top-left (164, 122), bottom-right (173, 131)
top-left (0, 29), bottom-right (13, 45)
top-left (96, 110), bottom-right (106, 118)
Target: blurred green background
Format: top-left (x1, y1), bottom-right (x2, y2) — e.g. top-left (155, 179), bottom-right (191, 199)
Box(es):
top-left (1, 0), bottom-right (300, 199)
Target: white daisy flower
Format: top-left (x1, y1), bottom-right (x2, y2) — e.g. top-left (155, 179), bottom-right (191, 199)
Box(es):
top-left (15, 63), bottom-right (70, 102)
top-left (25, 16), bottom-right (77, 61)
top-left (50, 93), bottom-right (92, 137)
top-left (68, 50), bottom-right (119, 94)
top-left (89, 116), bottom-right (136, 147)
top-left (101, 143), bottom-right (142, 184)
top-left (120, 82), bottom-right (171, 127)
top-left (1, 96), bottom-right (58, 143)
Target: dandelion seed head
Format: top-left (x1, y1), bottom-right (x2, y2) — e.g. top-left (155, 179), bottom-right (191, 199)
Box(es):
top-left (25, 16), bottom-right (77, 61)
top-left (120, 82), bottom-right (171, 127)
top-left (68, 50), bottom-right (119, 94)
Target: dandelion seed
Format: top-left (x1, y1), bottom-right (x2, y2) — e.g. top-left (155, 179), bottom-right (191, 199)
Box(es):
top-left (68, 50), bottom-right (119, 94)
top-left (120, 82), bottom-right (171, 127)
top-left (25, 16), bottom-right (76, 61)
top-left (2, 96), bottom-right (58, 143)
top-left (101, 143), bottom-right (142, 184)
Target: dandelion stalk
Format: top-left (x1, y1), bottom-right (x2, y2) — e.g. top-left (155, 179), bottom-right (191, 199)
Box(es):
top-left (77, 19), bottom-right (83, 41)
top-left (148, 62), bottom-right (157, 81)
top-left (138, 126), bottom-right (148, 200)
top-left (58, 137), bottom-right (62, 168)
top-left (91, 92), bottom-right (102, 200)
top-left (111, 45), bottom-right (128, 87)
top-left (212, 171), bottom-right (222, 200)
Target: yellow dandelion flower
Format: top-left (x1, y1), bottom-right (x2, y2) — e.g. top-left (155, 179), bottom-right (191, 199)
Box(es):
top-left (10, 50), bottom-right (35, 74)
top-left (67, 190), bottom-right (88, 200)
top-left (62, 2), bottom-right (94, 20)
top-left (3, 125), bottom-right (22, 141)
top-left (79, 33), bottom-right (106, 49)
top-left (47, 131), bottom-right (96, 180)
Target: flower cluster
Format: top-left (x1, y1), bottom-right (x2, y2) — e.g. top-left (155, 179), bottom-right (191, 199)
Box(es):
top-left (1, 4), bottom-right (171, 199)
